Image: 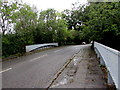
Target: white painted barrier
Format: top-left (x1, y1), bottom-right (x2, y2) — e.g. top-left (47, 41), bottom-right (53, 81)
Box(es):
top-left (26, 43), bottom-right (58, 52)
top-left (94, 42), bottom-right (120, 89)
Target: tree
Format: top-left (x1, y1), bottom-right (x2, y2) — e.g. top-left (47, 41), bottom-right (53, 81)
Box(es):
top-left (81, 2), bottom-right (120, 49)
top-left (13, 4), bottom-right (38, 45)
top-left (62, 2), bottom-right (85, 31)
top-left (0, 0), bottom-right (22, 35)
top-left (2, 2), bottom-right (38, 57)
top-left (36, 9), bottom-right (69, 45)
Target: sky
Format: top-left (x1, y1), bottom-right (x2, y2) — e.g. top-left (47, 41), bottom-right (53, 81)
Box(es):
top-left (23, 0), bottom-right (88, 12)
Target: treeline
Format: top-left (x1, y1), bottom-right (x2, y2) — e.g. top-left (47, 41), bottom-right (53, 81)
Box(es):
top-left (1, 1), bottom-right (120, 57)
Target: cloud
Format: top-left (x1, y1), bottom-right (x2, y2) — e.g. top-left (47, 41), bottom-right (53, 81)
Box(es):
top-left (23, 0), bottom-right (87, 11)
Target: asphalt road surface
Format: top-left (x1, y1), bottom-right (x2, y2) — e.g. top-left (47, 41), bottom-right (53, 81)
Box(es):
top-left (2, 44), bottom-right (91, 88)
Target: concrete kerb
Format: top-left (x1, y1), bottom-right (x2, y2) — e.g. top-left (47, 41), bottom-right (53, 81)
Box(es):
top-left (48, 45), bottom-right (107, 88)
top-left (46, 50), bottom-right (81, 89)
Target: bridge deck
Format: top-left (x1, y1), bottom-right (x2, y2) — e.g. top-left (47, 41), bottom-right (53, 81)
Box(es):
top-left (50, 45), bottom-right (108, 88)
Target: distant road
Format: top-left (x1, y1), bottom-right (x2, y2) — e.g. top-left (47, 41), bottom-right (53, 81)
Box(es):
top-left (2, 45), bottom-right (90, 88)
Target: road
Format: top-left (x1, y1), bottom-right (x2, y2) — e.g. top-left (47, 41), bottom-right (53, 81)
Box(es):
top-left (2, 45), bottom-right (90, 88)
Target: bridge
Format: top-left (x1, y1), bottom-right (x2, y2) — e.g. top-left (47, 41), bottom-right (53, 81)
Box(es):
top-left (1, 42), bottom-right (120, 89)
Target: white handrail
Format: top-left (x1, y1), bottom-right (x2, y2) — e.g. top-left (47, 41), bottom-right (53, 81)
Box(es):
top-left (94, 42), bottom-right (120, 89)
top-left (26, 43), bottom-right (58, 52)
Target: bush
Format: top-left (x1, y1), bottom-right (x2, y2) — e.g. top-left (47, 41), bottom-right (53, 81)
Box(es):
top-left (2, 34), bottom-right (26, 57)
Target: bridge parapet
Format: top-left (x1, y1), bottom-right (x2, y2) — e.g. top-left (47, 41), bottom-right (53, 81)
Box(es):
top-left (26, 43), bottom-right (58, 52)
top-left (94, 42), bottom-right (120, 89)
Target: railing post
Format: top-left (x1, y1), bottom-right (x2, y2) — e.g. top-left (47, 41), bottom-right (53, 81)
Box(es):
top-left (94, 48), bottom-right (105, 65)
top-left (100, 56), bottom-right (105, 66)
top-left (97, 53), bottom-right (100, 58)
top-left (108, 71), bottom-right (114, 85)
top-left (94, 48), bottom-right (100, 58)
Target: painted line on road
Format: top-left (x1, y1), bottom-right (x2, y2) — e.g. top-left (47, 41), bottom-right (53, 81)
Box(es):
top-left (0, 68), bottom-right (12, 73)
top-left (54, 49), bottom-right (62, 53)
top-left (29, 54), bottom-right (48, 62)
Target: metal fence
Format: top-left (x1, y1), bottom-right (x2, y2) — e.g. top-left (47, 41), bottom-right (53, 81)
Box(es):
top-left (26, 43), bottom-right (58, 52)
top-left (94, 42), bottom-right (120, 89)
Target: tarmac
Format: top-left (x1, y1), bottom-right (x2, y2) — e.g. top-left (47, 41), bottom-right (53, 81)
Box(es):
top-left (50, 45), bottom-right (107, 89)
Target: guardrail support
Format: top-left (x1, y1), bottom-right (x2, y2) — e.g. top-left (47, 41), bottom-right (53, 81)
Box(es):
top-left (100, 56), bottom-right (105, 66)
top-left (94, 48), bottom-right (99, 58)
top-left (108, 72), bottom-right (114, 85)
top-left (97, 53), bottom-right (100, 58)
top-left (95, 48), bottom-right (105, 65)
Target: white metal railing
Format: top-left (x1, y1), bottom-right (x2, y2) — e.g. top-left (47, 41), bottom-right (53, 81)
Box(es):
top-left (94, 42), bottom-right (120, 89)
top-left (26, 43), bottom-right (58, 52)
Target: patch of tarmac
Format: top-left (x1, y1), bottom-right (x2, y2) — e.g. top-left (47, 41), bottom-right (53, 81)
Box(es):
top-left (50, 46), bottom-right (107, 88)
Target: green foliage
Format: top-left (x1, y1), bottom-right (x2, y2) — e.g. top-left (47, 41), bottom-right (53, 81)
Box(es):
top-left (82, 2), bottom-right (120, 49)
top-left (34, 9), bottom-right (69, 45)
top-left (0, 0), bottom-right (22, 35)
top-left (2, 34), bottom-right (25, 57)
top-left (1, 1), bottom-right (120, 57)
top-left (1, 1), bottom-right (37, 57)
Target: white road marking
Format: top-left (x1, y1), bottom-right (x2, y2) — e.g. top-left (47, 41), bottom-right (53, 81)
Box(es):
top-left (29, 54), bottom-right (47, 62)
top-left (54, 49), bottom-right (62, 53)
top-left (0, 68), bottom-right (12, 73)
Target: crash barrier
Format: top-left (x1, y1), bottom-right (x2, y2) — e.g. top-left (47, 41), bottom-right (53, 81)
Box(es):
top-left (26, 43), bottom-right (58, 52)
top-left (94, 42), bottom-right (120, 89)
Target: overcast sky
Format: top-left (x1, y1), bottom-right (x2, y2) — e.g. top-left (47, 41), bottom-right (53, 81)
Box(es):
top-left (23, 0), bottom-right (88, 11)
